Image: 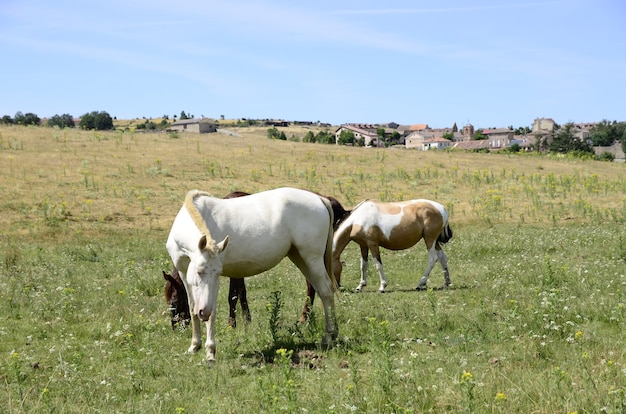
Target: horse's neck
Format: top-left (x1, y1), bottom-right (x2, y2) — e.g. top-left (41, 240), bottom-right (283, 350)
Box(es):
top-left (333, 222), bottom-right (353, 258)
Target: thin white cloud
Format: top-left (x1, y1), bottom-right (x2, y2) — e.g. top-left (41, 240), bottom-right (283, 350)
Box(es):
top-left (330, 1), bottom-right (566, 15)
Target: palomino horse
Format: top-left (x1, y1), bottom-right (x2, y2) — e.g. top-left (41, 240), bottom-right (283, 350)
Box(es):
top-left (166, 187), bottom-right (338, 363)
top-left (332, 198), bottom-right (453, 292)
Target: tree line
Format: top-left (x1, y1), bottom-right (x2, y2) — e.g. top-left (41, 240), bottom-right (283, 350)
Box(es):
top-left (1, 111), bottom-right (114, 130)
top-left (2, 109), bottom-right (624, 159)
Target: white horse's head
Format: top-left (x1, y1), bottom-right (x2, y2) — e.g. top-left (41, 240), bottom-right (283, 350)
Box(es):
top-left (188, 234), bottom-right (229, 321)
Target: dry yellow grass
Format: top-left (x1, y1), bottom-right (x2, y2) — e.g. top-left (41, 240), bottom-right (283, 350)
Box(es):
top-left (1, 124), bottom-right (624, 241)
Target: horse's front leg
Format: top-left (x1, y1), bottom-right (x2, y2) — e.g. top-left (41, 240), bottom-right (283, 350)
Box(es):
top-left (228, 278), bottom-right (238, 328)
top-left (179, 266), bottom-right (202, 353)
top-left (356, 244), bottom-right (369, 292)
top-left (370, 246), bottom-right (388, 293)
top-left (204, 310), bottom-right (217, 364)
top-left (238, 280), bottom-right (252, 323)
top-left (188, 313), bottom-right (203, 353)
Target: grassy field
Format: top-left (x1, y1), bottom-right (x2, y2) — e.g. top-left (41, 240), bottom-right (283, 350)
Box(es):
top-left (1, 125), bottom-right (625, 413)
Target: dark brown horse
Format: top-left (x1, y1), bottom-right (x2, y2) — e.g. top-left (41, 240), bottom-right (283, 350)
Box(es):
top-left (163, 268), bottom-right (191, 329)
top-left (163, 190), bottom-right (350, 328)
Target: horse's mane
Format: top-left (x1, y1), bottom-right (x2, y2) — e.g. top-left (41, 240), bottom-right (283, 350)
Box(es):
top-left (333, 198), bottom-right (368, 229)
top-left (184, 190), bottom-right (217, 252)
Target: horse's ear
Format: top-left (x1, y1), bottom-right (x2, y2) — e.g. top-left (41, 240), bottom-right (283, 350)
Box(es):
top-left (163, 273), bottom-right (177, 286)
top-left (217, 235), bottom-right (229, 253)
top-left (198, 235), bottom-right (208, 251)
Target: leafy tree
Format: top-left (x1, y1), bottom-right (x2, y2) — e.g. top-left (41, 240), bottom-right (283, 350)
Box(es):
top-left (473, 129), bottom-right (487, 140)
top-left (376, 127), bottom-right (386, 146)
top-left (95, 112), bottom-right (113, 130)
top-left (302, 131), bottom-right (316, 143)
top-left (550, 122), bottom-right (593, 155)
top-left (180, 111), bottom-right (189, 120)
top-left (14, 111), bottom-right (24, 124)
top-left (391, 131), bottom-right (402, 143)
top-left (80, 112), bottom-right (95, 130)
top-left (47, 114), bottom-right (75, 128)
top-left (1, 115), bottom-right (13, 124)
top-left (590, 120), bottom-right (626, 147)
top-left (14, 111), bottom-right (40, 126)
top-left (315, 130), bottom-right (334, 144)
top-left (442, 131), bottom-right (454, 140)
top-left (533, 132), bottom-right (550, 152)
top-left (508, 143), bottom-right (521, 153)
top-left (80, 111), bottom-right (113, 130)
top-left (589, 120), bottom-right (613, 146)
top-left (337, 129), bottom-right (355, 145)
top-left (514, 126), bottom-right (531, 135)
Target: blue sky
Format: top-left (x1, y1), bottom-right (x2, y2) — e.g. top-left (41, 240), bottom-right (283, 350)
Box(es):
top-left (1, 0), bottom-right (625, 128)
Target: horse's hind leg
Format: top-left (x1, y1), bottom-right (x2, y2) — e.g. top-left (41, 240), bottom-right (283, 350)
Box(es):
top-left (416, 243), bottom-right (440, 290)
top-left (437, 247), bottom-right (451, 288)
top-left (288, 251), bottom-right (338, 346)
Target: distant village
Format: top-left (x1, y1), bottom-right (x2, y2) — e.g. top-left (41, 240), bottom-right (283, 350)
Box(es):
top-left (167, 116), bottom-right (624, 161)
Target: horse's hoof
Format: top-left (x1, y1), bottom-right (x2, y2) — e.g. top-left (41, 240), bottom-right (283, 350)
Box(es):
top-left (378, 288), bottom-right (386, 293)
top-left (206, 357), bottom-right (216, 366)
top-left (355, 287), bottom-right (363, 293)
top-left (187, 345), bottom-right (201, 354)
top-left (415, 285), bottom-right (427, 291)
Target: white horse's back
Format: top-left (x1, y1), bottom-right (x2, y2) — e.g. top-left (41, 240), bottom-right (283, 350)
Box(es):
top-left (200, 188), bottom-right (332, 276)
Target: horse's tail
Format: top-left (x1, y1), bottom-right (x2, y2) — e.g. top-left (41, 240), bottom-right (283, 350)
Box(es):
top-left (320, 196), bottom-right (337, 293)
top-left (438, 222), bottom-right (453, 244)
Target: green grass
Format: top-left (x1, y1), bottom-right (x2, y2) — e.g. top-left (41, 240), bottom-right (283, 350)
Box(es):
top-left (1, 225), bottom-right (624, 413)
top-left (0, 125), bottom-right (625, 413)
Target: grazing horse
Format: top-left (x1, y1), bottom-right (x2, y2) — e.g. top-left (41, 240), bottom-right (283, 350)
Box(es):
top-left (166, 187), bottom-right (338, 363)
top-left (332, 198), bottom-right (453, 292)
top-left (163, 191), bottom-right (349, 329)
top-left (163, 268), bottom-right (190, 329)
top-left (163, 191), bottom-right (252, 330)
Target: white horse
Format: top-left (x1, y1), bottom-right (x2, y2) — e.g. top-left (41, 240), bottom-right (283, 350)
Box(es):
top-left (332, 199), bottom-right (453, 292)
top-left (166, 187), bottom-right (338, 363)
